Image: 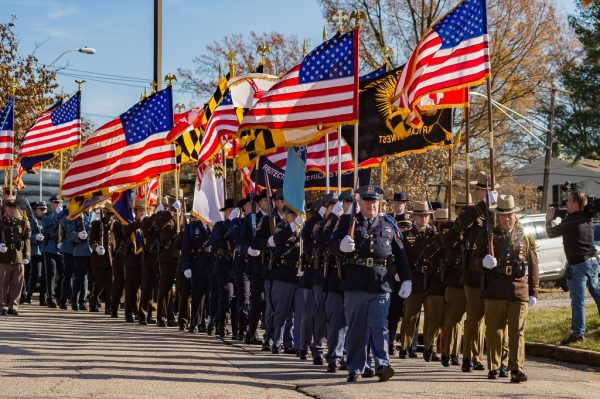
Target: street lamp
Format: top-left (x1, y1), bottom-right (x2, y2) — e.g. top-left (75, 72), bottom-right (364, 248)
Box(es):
top-left (48, 47), bottom-right (96, 67)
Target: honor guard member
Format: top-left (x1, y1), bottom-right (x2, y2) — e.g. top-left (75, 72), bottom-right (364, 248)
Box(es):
top-left (25, 201), bottom-right (47, 305)
top-left (181, 215), bottom-right (211, 333)
top-left (331, 186), bottom-right (412, 383)
top-left (156, 203), bottom-right (180, 328)
top-left (472, 194), bottom-right (539, 382)
top-left (209, 198), bottom-right (238, 337)
top-left (397, 201), bottom-right (436, 359)
top-left (421, 208), bottom-right (448, 362)
top-left (243, 189), bottom-right (268, 345)
top-left (439, 193), bottom-right (471, 367)
top-left (231, 195), bottom-right (253, 340)
top-left (68, 208), bottom-right (93, 311)
top-left (139, 203), bottom-right (159, 324)
top-left (388, 192), bottom-right (409, 221)
top-left (110, 214), bottom-right (128, 317)
top-left (41, 196), bottom-right (64, 308)
top-left (319, 190), bottom-right (351, 372)
top-left (0, 196), bottom-right (31, 315)
top-left (89, 208), bottom-right (113, 313)
top-left (173, 194), bottom-right (192, 331)
top-left (266, 204), bottom-right (303, 354)
top-left (122, 201), bottom-right (145, 322)
top-left (58, 207), bottom-right (77, 309)
top-left (308, 194), bottom-right (338, 365)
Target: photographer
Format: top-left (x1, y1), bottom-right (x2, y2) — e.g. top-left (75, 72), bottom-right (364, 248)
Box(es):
top-left (546, 191), bottom-right (600, 345)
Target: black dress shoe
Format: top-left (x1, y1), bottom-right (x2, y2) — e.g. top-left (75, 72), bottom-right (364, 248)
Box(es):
top-left (347, 374), bottom-right (359, 382)
top-left (313, 357), bottom-right (324, 366)
top-left (0, 309), bottom-right (7, 316)
top-left (179, 325), bottom-right (185, 331)
top-left (362, 368), bottom-right (375, 378)
top-left (423, 347), bottom-right (433, 362)
top-left (147, 318), bottom-right (156, 325)
top-left (473, 361), bottom-right (485, 371)
top-left (125, 317), bottom-right (134, 323)
top-left (377, 366), bottom-right (395, 382)
top-left (7, 309), bottom-right (18, 316)
top-left (462, 358), bottom-right (473, 372)
top-left (24, 297), bottom-right (32, 304)
top-left (327, 363), bottom-right (338, 373)
top-left (389, 347), bottom-right (396, 356)
top-left (499, 366), bottom-right (509, 378)
top-left (487, 370), bottom-right (499, 380)
top-left (39, 301), bottom-right (48, 307)
top-left (399, 350), bottom-right (407, 359)
top-left (110, 312), bottom-right (118, 318)
top-left (271, 347), bottom-right (280, 354)
top-left (89, 307), bottom-right (100, 312)
top-left (559, 334), bottom-right (584, 346)
top-left (284, 347), bottom-right (298, 355)
top-left (71, 304), bottom-right (79, 311)
top-left (431, 352), bottom-right (440, 362)
top-left (339, 361), bottom-right (347, 371)
top-left (261, 343), bottom-right (271, 351)
top-left (450, 355), bottom-right (461, 366)
top-left (510, 370), bottom-right (528, 383)
top-left (167, 320), bottom-right (178, 327)
top-left (408, 350), bottom-right (418, 358)
top-left (139, 319), bottom-right (148, 325)
top-left (198, 325), bottom-right (207, 333)
top-left (59, 304), bottom-right (68, 310)
top-left (156, 320), bottom-right (166, 327)
top-left (298, 351), bottom-right (308, 360)
top-left (79, 304), bottom-right (88, 311)
top-left (441, 354), bottom-right (450, 367)
top-left (231, 334), bottom-right (240, 341)
top-left (104, 309), bottom-right (111, 315)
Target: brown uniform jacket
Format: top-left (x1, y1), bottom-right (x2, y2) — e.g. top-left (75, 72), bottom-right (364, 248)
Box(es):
top-left (89, 217), bottom-right (112, 269)
top-left (0, 213), bottom-right (31, 264)
top-left (471, 226), bottom-right (539, 302)
top-left (402, 225), bottom-right (437, 295)
top-left (439, 220), bottom-right (465, 288)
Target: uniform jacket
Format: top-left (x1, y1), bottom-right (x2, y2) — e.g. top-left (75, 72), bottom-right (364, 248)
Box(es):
top-left (270, 222), bottom-right (301, 284)
top-left (180, 220), bottom-right (210, 272)
top-left (402, 224), bottom-right (437, 295)
top-left (42, 210), bottom-right (61, 254)
top-left (29, 215), bottom-right (44, 257)
top-left (89, 216), bottom-right (112, 268)
top-left (0, 211), bottom-right (31, 264)
top-left (68, 212), bottom-right (93, 257)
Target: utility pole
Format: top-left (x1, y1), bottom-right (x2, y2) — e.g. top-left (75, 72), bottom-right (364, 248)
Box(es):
top-left (541, 87), bottom-right (556, 212)
top-left (154, 0), bottom-right (162, 90)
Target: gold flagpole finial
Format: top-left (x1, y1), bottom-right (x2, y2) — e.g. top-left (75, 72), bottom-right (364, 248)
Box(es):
top-left (9, 80), bottom-right (17, 96)
top-left (256, 45), bottom-right (271, 66)
top-left (322, 25), bottom-right (328, 41)
top-left (140, 86), bottom-right (148, 102)
top-left (226, 51), bottom-right (236, 77)
top-left (332, 9), bottom-right (349, 33)
top-left (150, 81), bottom-right (158, 93)
top-left (381, 46), bottom-right (393, 64)
top-left (174, 102), bottom-right (185, 113)
top-left (164, 73), bottom-right (177, 87)
top-left (302, 40), bottom-right (309, 58)
top-left (74, 79), bottom-right (86, 92)
top-left (349, 10), bottom-right (366, 29)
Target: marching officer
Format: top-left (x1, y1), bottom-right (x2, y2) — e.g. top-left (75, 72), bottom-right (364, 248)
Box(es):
top-left (156, 202), bottom-right (180, 328)
top-left (0, 196), bottom-right (31, 315)
top-left (89, 208), bottom-right (113, 313)
top-left (122, 200), bottom-right (145, 322)
top-left (110, 214), bottom-right (127, 318)
top-left (181, 216), bottom-right (211, 333)
top-left (472, 194), bottom-right (539, 383)
top-left (232, 196), bottom-right (253, 340)
top-left (68, 208), bottom-right (93, 311)
top-left (331, 186), bottom-right (412, 383)
top-left (139, 202), bottom-right (159, 325)
top-left (25, 201), bottom-right (47, 305)
top-left (388, 192), bottom-right (409, 221)
top-left (42, 196), bottom-right (64, 308)
top-left (59, 206), bottom-right (77, 309)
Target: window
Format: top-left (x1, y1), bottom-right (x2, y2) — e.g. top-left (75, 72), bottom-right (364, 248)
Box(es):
top-left (534, 221), bottom-right (549, 240)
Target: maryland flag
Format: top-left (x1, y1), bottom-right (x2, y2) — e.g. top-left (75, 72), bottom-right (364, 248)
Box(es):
top-left (67, 189), bottom-right (111, 220)
top-left (175, 126), bottom-right (203, 164)
top-left (201, 73), bottom-right (230, 127)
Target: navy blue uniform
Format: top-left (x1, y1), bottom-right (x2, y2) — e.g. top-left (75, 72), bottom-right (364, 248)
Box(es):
top-left (210, 219), bottom-right (238, 337)
top-left (26, 214), bottom-right (45, 304)
top-left (42, 209), bottom-right (65, 307)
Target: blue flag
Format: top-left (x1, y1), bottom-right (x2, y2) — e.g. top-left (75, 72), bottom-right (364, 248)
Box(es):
top-left (109, 189), bottom-right (134, 225)
top-left (283, 146), bottom-right (306, 217)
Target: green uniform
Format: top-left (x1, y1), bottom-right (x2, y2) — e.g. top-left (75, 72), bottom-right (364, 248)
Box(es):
top-left (0, 212), bottom-right (31, 312)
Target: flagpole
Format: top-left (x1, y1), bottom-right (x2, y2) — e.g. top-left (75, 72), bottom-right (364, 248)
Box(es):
top-left (325, 131), bottom-right (330, 194)
top-left (58, 150), bottom-right (64, 200)
top-left (486, 78), bottom-right (495, 188)
top-left (464, 107), bottom-right (471, 206)
top-left (349, 14), bottom-right (364, 188)
top-left (222, 149), bottom-right (228, 200)
top-left (337, 126), bottom-right (342, 194)
top-left (175, 165), bottom-right (181, 232)
top-left (39, 162), bottom-right (43, 201)
top-left (448, 146), bottom-right (453, 220)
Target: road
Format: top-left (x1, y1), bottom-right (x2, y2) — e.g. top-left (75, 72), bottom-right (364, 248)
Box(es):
top-left (1, 303), bottom-right (599, 399)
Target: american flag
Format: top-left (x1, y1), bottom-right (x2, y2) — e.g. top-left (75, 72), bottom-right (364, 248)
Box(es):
top-left (392, 0), bottom-right (490, 127)
top-left (239, 29), bottom-right (359, 139)
top-left (135, 178), bottom-right (159, 206)
top-left (0, 96), bottom-right (14, 168)
top-left (166, 107), bottom-right (203, 143)
top-left (62, 87), bottom-right (175, 198)
top-left (198, 91), bottom-right (241, 164)
top-left (266, 130), bottom-right (378, 173)
top-left (19, 92), bottom-right (81, 158)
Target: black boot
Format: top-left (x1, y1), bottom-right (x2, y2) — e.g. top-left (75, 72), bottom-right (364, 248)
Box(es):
top-left (461, 358), bottom-right (473, 372)
top-left (423, 347), bottom-right (433, 362)
top-left (441, 354), bottom-right (450, 367)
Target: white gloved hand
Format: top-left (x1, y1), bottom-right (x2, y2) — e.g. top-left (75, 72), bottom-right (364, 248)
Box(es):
top-left (290, 215), bottom-right (304, 231)
top-left (228, 207), bottom-right (240, 220)
top-left (339, 235), bottom-right (355, 253)
top-left (0, 243), bottom-right (8, 253)
top-left (528, 296), bottom-right (537, 307)
top-left (488, 190), bottom-right (498, 204)
top-left (184, 269), bottom-right (192, 279)
top-left (267, 236), bottom-right (276, 247)
top-left (172, 200), bottom-right (182, 211)
top-left (394, 273), bottom-right (400, 282)
top-left (345, 204), bottom-right (354, 215)
top-left (95, 246), bottom-right (106, 256)
top-left (35, 233), bottom-right (44, 242)
top-left (318, 206), bottom-right (327, 217)
top-left (78, 231), bottom-right (88, 240)
top-left (482, 254), bottom-right (497, 270)
top-left (332, 201), bottom-right (343, 216)
top-left (399, 280), bottom-right (412, 298)
top-left (57, 242), bottom-right (62, 251)
top-left (55, 205), bottom-right (63, 214)
top-left (247, 247), bottom-right (261, 257)
top-left (23, 258), bottom-right (30, 265)
top-left (156, 203), bottom-right (165, 212)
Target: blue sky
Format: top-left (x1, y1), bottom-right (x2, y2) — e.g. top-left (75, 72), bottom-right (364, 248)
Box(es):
top-left (1, 0), bottom-right (578, 128)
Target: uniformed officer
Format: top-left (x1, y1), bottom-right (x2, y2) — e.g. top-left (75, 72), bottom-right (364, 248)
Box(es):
top-left (389, 192), bottom-right (409, 220)
top-left (58, 206), bottom-right (77, 309)
top-left (156, 204), bottom-right (180, 328)
top-left (439, 193), bottom-right (471, 367)
top-left (320, 189), bottom-right (352, 372)
top-left (331, 185), bottom-right (412, 383)
top-left (68, 208), bottom-right (93, 311)
top-left (231, 195), bottom-right (253, 340)
top-left (25, 201), bottom-right (47, 305)
top-left (42, 196), bottom-right (64, 308)
top-left (181, 215), bottom-right (211, 332)
top-left (397, 201), bottom-right (436, 359)
top-left (123, 200), bottom-right (145, 322)
top-left (473, 194), bottom-right (539, 382)
top-left (139, 203), bottom-right (159, 325)
top-left (89, 208), bottom-right (113, 313)
top-left (109, 215), bottom-right (127, 318)
top-left (0, 196), bottom-right (31, 315)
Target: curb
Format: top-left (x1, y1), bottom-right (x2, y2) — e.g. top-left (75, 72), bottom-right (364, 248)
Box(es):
top-left (526, 341), bottom-right (600, 368)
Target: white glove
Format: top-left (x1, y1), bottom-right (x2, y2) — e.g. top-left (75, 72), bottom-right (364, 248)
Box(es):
top-left (78, 231), bottom-right (88, 240)
top-left (23, 258), bottom-right (30, 265)
top-left (172, 200), bottom-right (182, 211)
top-left (267, 236), bottom-right (276, 247)
top-left (183, 269), bottom-right (192, 279)
top-left (399, 280), bottom-right (412, 298)
top-left (228, 207), bottom-right (240, 220)
top-left (0, 243), bottom-right (7, 253)
top-left (345, 204), bottom-right (354, 215)
top-left (482, 254), bottom-right (497, 270)
top-left (339, 235), bottom-right (355, 253)
top-left (332, 201), bottom-right (343, 216)
top-left (247, 247), bottom-right (261, 257)
top-left (318, 206), bottom-right (327, 217)
top-left (56, 205), bottom-right (63, 214)
top-left (528, 296), bottom-right (537, 307)
top-left (95, 246), bottom-right (106, 256)
top-left (488, 190), bottom-right (498, 204)
top-left (35, 233), bottom-right (44, 242)
top-left (57, 242), bottom-right (62, 250)
top-left (156, 203), bottom-right (165, 212)
top-left (394, 273), bottom-right (400, 282)
top-left (290, 215), bottom-right (304, 231)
